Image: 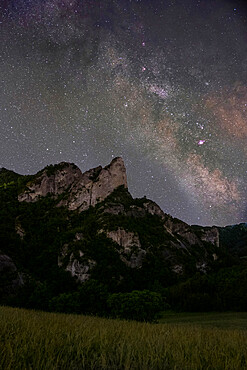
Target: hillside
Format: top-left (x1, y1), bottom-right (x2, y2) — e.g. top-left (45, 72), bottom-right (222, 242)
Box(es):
top-left (0, 158), bottom-right (246, 315)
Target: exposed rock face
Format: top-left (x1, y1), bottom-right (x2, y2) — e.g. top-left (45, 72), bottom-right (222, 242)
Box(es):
top-left (157, 216), bottom-right (220, 273)
top-left (15, 217), bottom-right (26, 240)
top-left (58, 244), bottom-right (96, 283)
top-left (172, 264), bottom-right (183, 274)
top-left (107, 229), bottom-right (141, 250)
top-left (18, 157), bottom-right (128, 212)
top-left (103, 203), bottom-right (125, 215)
top-left (164, 219), bottom-right (200, 245)
top-left (143, 200), bottom-right (165, 219)
top-left (196, 261), bottom-right (207, 273)
top-left (65, 253), bottom-right (96, 283)
top-left (127, 205), bottom-right (146, 218)
top-left (106, 228), bottom-right (146, 268)
top-left (67, 157), bottom-right (128, 212)
top-left (163, 217), bottom-right (220, 249)
top-left (0, 252), bottom-right (24, 297)
top-left (201, 227), bottom-right (219, 248)
top-left (103, 203), bottom-right (147, 218)
top-left (18, 163), bottom-right (83, 202)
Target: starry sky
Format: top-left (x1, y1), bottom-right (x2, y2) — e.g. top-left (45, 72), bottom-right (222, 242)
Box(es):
top-left (0, 0), bottom-right (246, 226)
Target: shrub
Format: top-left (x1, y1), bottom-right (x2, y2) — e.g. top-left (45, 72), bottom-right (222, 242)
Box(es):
top-left (77, 279), bottom-right (109, 315)
top-left (49, 280), bottom-right (109, 316)
top-left (108, 290), bottom-right (163, 322)
top-left (49, 292), bottom-right (80, 313)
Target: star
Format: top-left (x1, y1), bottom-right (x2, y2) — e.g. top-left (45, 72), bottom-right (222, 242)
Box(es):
top-left (197, 140), bottom-right (206, 145)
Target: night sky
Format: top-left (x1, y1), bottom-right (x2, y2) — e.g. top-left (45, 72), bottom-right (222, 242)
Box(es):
top-left (0, 0), bottom-right (246, 226)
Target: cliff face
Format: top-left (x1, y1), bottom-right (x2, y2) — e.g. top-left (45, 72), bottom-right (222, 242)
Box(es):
top-left (18, 157), bottom-right (127, 212)
top-left (16, 157), bottom-right (222, 282)
top-left (17, 162), bottom-right (83, 202)
top-left (164, 218), bottom-right (219, 249)
top-left (2, 156), bottom-right (245, 300)
top-left (106, 229), bottom-right (146, 268)
top-left (65, 157), bottom-right (128, 212)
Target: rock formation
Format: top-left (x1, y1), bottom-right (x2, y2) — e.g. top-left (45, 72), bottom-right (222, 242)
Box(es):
top-left (1, 156), bottom-right (240, 296)
top-left (18, 157), bottom-right (127, 212)
top-left (106, 228), bottom-right (146, 268)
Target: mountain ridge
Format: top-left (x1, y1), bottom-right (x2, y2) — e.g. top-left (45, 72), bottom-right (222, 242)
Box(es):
top-left (0, 157), bottom-right (246, 313)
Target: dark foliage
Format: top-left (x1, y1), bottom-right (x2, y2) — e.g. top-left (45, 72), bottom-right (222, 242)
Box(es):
top-left (108, 290), bottom-right (163, 322)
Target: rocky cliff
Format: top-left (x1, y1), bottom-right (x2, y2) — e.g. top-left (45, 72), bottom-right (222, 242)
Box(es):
top-left (0, 157), bottom-right (245, 304)
top-left (15, 157), bottom-right (221, 282)
top-left (18, 157), bottom-right (127, 212)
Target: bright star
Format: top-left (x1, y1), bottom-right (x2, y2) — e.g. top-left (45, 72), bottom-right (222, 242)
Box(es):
top-left (198, 139), bottom-right (205, 145)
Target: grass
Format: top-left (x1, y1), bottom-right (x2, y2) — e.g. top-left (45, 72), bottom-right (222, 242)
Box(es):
top-left (1, 306), bottom-right (247, 369)
top-left (159, 311), bottom-right (247, 330)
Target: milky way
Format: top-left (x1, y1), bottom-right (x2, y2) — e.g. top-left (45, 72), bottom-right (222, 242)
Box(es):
top-left (0, 0), bottom-right (246, 226)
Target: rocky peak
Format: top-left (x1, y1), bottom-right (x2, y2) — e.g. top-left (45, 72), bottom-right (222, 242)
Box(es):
top-left (18, 162), bottom-right (83, 202)
top-left (18, 157), bottom-right (128, 212)
top-left (64, 157), bottom-right (127, 212)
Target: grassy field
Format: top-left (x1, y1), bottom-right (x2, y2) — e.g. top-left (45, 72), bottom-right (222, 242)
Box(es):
top-left (1, 306), bottom-right (247, 370)
top-left (159, 311), bottom-right (247, 330)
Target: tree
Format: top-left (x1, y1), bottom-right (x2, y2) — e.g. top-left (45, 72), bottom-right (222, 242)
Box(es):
top-left (108, 290), bottom-right (163, 322)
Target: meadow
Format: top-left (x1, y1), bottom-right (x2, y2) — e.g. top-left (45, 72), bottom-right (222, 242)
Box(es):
top-left (159, 311), bottom-right (247, 330)
top-left (1, 306), bottom-right (247, 370)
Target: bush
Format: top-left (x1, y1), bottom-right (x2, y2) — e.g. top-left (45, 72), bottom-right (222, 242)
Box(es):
top-left (108, 290), bottom-right (163, 322)
top-left (49, 280), bottom-right (109, 315)
top-left (49, 292), bottom-right (80, 313)
top-left (77, 279), bottom-right (109, 315)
